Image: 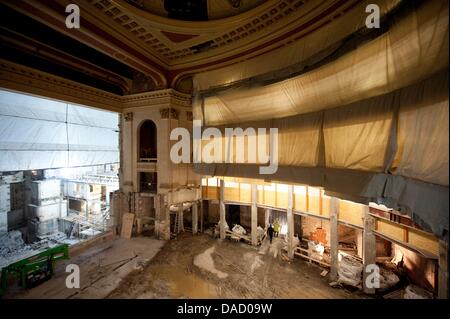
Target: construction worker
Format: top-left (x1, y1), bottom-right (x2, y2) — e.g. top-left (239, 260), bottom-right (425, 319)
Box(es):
top-left (273, 219), bottom-right (281, 237)
top-left (267, 223), bottom-right (274, 244)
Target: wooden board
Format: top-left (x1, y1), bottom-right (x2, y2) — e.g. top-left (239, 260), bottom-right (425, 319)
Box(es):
top-left (308, 187), bottom-right (321, 215)
top-left (408, 229), bottom-right (439, 256)
top-left (376, 219), bottom-right (405, 242)
top-left (293, 186), bottom-right (307, 212)
top-left (121, 213), bottom-right (135, 239)
top-left (239, 186), bottom-right (251, 203)
top-left (206, 186), bottom-right (219, 199)
top-left (339, 200), bottom-right (364, 226)
top-left (224, 187), bottom-right (239, 201)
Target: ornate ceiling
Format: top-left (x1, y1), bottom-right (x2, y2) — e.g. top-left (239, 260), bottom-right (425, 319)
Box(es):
top-left (1, 0), bottom-right (365, 92)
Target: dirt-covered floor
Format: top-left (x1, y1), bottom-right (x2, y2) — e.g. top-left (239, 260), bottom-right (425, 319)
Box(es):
top-left (108, 233), bottom-right (367, 299)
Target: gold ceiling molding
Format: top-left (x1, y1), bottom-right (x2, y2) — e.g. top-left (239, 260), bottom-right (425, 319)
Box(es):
top-left (115, 0), bottom-right (278, 30)
top-left (0, 59), bottom-right (123, 112)
top-left (122, 89), bottom-right (192, 109)
top-left (0, 59), bottom-right (192, 113)
top-left (2, 0), bottom-right (168, 88)
top-left (81, 0), bottom-right (327, 68)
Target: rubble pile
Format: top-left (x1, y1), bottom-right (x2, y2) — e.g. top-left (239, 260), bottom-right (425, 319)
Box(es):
top-left (232, 224), bottom-right (246, 235)
top-left (337, 254), bottom-right (363, 287)
top-left (0, 231), bottom-right (35, 269)
top-left (404, 284), bottom-right (433, 299)
top-left (256, 226), bottom-right (265, 241)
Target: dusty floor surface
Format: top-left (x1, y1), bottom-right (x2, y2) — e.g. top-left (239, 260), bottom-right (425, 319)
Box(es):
top-left (5, 236), bottom-right (164, 299)
top-left (108, 233), bottom-right (367, 299)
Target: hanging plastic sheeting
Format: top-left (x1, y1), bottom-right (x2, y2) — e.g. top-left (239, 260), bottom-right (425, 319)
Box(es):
top-left (197, 0), bottom-right (448, 126)
top-left (194, 0), bottom-right (402, 92)
top-left (0, 89), bottom-right (119, 171)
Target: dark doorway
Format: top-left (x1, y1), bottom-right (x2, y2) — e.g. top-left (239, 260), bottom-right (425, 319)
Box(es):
top-left (139, 120), bottom-right (157, 161)
top-left (227, 204), bottom-right (241, 228)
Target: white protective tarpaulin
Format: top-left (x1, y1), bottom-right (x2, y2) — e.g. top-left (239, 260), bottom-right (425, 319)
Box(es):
top-left (0, 89), bottom-right (119, 171)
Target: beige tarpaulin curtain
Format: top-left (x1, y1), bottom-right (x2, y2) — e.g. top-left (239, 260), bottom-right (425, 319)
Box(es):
top-left (194, 0), bottom-right (402, 92)
top-left (192, 0), bottom-right (449, 237)
top-left (199, 72), bottom-right (448, 185)
top-left (199, 0), bottom-right (448, 126)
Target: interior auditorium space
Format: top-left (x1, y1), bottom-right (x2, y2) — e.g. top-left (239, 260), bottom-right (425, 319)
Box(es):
top-left (0, 0), bottom-right (448, 300)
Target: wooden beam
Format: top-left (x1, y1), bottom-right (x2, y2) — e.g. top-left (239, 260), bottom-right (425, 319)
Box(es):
top-left (329, 197), bottom-right (339, 281)
top-left (219, 179), bottom-right (226, 240)
top-left (438, 239), bottom-right (449, 299)
top-left (251, 184), bottom-right (258, 246)
top-left (192, 201), bottom-right (198, 235)
top-left (287, 185), bottom-right (294, 259)
top-left (200, 200), bottom-right (204, 233)
top-left (265, 208), bottom-right (270, 229)
top-left (154, 195), bottom-right (160, 238)
top-left (362, 205), bottom-right (376, 294)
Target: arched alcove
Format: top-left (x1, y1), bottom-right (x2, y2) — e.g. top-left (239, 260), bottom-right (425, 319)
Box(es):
top-left (139, 120), bottom-right (157, 162)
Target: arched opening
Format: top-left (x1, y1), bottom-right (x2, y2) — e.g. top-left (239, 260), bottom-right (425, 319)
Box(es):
top-left (139, 120), bottom-right (157, 162)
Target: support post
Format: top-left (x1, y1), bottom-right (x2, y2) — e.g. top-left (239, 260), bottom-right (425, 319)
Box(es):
top-left (438, 239), bottom-right (449, 299)
top-left (219, 179), bottom-right (226, 240)
top-left (192, 201), bottom-right (198, 235)
top-left (251, 184), bottom-right (258, 246)
top-left (287, 185), bottom-right (294, 259)
top-left (330, 197), bottom-right (339, 282)
top-left (177, 203), bottom-right (184, 233)
top-left (154, 195), bottom-right (161, 238)
top-left (200, 200), bottom-right (204, 233)
top-left (362, 205), bottom-right (376, 294)
top-left (265, 208), bottom-right (270, 229)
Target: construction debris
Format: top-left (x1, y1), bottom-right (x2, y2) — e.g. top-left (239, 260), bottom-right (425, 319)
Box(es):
top-left (0, 231), bottom-right (34, 269)
top-left (403, 284), bottom-right (433, 299)
top-left (378, 267), bottom-right (400, 290)
top-left (231, 224), bottom-right (246, 235)
top-left (308, 241), bottom-right (325, 261)
top-left (337, 253), bottom-right (363, 287)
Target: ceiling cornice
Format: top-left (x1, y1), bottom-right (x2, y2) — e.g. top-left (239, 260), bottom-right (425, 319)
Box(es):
top-left (0, 59), bottom-right (191, 113)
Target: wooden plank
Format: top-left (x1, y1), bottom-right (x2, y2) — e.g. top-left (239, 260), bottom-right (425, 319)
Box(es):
top-left (192, 201), bottom-right (198, 235)
top-left (308, 187), bottom-right (321, 215)
top-left (408, 229), bottom-right (439, 256)
top-left (362, 206), bottom-right (376, 294)
top-left (251, 184), bottom-right (258, 246)
top-left (329, 197), bottom-right (339, 281)
top-left (293, 185), bottom-right (307, 212)
top-left (287, 185), bottom-right (294, 259)
top-left (219, 179), bottom-right (226, 240)
top-left (120, 213), bottom-right (135, 239)
top-left (376, 219), bottom-right (404, 242)
top-left (438, 240), bottom-right (449, 299)
top-left (339, 200), bottom-right (364, 227)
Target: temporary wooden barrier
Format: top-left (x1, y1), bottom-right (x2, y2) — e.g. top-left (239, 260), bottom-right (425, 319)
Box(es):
top-left (120, 213), bottom-right (135, 239)
top-left (373, 215), bottom-right (439, 258)
top-left (201, 177), bottom-right (440, 259)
